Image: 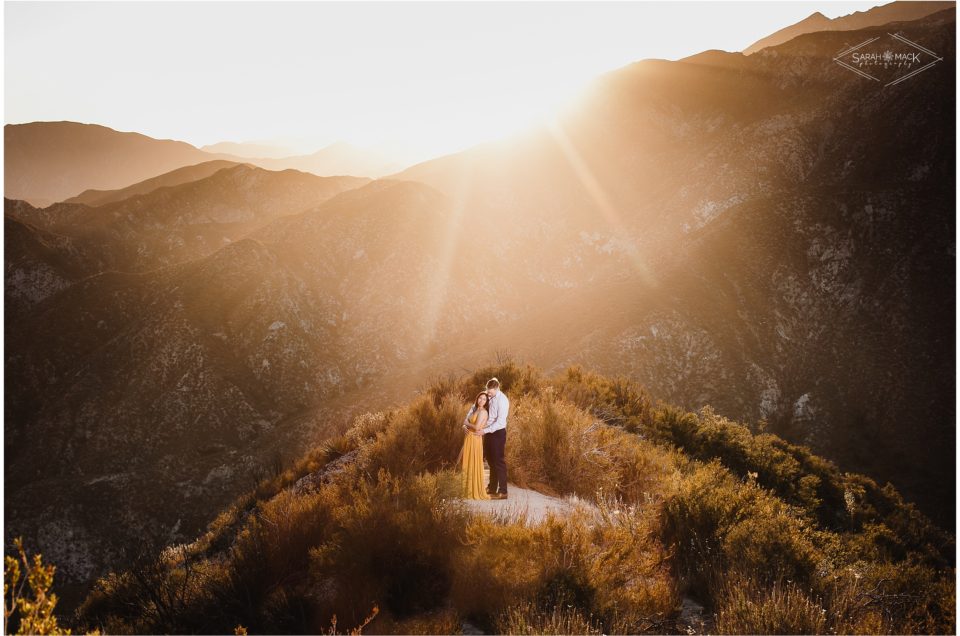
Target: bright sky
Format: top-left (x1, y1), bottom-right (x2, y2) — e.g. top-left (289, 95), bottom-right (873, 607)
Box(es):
top-left (5, 1), bottom-right (879, 162)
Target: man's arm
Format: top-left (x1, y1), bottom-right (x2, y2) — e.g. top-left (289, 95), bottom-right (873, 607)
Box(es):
top-left (487, 395), bottom-right (505, 429)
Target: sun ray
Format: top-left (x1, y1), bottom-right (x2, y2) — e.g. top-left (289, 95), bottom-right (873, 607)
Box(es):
top-left (413, 157), bottom-right (476, 355)
top-left (544, 117), bottom-right (658, 288)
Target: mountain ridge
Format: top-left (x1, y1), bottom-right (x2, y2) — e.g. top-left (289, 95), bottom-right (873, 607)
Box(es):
top-left (743, 0), bottom-right (954, 54)
top-left (6, 163), bottom-right (370, 277)
top-left (62, 159), bottom-right (246, 207)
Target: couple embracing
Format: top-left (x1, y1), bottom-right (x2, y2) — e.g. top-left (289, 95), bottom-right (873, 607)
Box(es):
top-left (459, 377), bottom-right (509, 500)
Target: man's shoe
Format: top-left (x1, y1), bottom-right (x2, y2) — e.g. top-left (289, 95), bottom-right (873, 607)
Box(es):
top-left (491, 493), bottom-right (508, 500)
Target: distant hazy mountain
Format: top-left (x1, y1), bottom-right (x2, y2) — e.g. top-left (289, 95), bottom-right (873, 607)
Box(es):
top-left (3, 121), bottom-right (235, 206)
top-left (743, 0), bottom-right (953, 54)
top-left (243, 141), bottom-right (406, 178)
top-left (200, 139), bottom-right (405, 176)
top-left (63, 160), bottom-right (242, 207)
top-left (4, 164), bottom-right (368, 342)
top-left (200, 140), bottom-right (296, 159)
top-left (5, 123), bottom-right (407, 207)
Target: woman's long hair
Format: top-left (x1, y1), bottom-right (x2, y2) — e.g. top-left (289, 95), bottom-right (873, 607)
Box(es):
top-left (474, 391), bottom-right (490, 412)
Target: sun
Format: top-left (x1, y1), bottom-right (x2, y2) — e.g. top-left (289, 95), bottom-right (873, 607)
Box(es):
top-left (340, 79), bottom-right (588, 168)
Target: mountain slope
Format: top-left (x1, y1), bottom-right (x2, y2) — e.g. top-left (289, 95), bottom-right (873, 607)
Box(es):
top-left (5, 238), bottom-right (345, 613)
top-left (4, 213), bottom-right (107, 320)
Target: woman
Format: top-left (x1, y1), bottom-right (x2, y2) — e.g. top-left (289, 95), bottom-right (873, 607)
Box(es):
top-left (460, 391), bottom-right (491, 499)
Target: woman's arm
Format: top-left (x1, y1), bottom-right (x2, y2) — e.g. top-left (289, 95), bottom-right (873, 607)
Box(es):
top-left (463, 405), bottom-right (477, 431)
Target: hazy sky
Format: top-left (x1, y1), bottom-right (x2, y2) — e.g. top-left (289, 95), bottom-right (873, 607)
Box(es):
top-left (6, 1), bottom-right (880, 160)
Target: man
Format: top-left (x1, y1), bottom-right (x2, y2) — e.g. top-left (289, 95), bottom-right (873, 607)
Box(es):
top-left (463, 377), bottom-right (509, 499)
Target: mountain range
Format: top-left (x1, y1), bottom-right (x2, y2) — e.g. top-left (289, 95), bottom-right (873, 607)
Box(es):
top-left (743, 0), bottom-right (952, 53)
top-left (4, 1), bottom-right (956, 617)
top-left (4, 124), bottom-right (402, 207)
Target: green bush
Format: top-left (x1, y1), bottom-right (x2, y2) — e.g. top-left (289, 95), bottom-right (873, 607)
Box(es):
top-left (658, 458), bottom-right (822, 603)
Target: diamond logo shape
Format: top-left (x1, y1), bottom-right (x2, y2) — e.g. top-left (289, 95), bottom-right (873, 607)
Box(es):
top-left (833, 32), bottom-right (943, 87)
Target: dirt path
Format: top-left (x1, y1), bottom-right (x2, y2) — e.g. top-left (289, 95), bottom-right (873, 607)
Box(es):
top-left (459, 468), bottom-right (592, 525)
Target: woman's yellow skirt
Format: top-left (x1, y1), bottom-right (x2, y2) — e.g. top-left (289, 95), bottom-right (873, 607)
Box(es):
top-left (460, 433), bottom-right (490, 500)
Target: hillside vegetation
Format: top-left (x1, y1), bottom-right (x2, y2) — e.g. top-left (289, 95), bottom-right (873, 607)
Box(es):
top-left (72, 361), bottom-right (955, 634)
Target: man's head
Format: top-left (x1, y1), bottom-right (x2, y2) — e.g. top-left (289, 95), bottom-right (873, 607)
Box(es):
top-left (485, 377), bottom-right (500, 397)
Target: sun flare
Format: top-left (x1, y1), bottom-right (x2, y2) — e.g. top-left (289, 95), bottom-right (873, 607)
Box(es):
top-left (6, 1), bottom-right (880, 166)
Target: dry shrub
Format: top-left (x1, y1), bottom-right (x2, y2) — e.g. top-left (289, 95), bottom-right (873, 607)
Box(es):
top-left (360, 393), bottom-right (465, 477)
top-left (552, 365), bottom-right (654, 433)
top-left (714, 571), bottom-right (828, 635)
top-left (818, 560), bottom-right (956, 635)
top-left (460, 357), bottom-right (543, 398)
top-left (496, 600), bottom-right (604, 635)
top-left (585, 495), bottom-right (680, 633)
top-left (506, 395), bottom-right (619, 498)
top-left (307, 469), bottom-right (466, 625)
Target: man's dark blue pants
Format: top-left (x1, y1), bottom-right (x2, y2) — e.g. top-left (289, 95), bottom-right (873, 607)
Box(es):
top-left (483, 428), bottom-right (507, 494)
